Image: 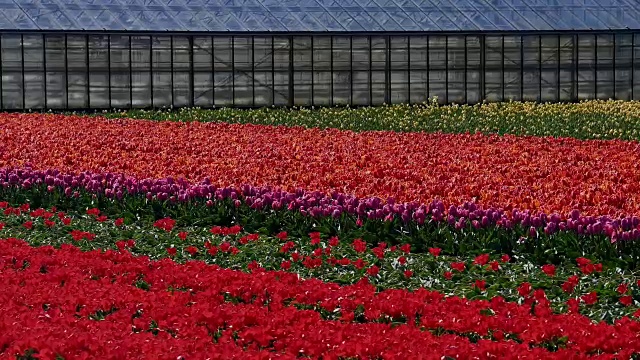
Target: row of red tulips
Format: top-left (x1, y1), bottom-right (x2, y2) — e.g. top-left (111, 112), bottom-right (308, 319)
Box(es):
top-left (2, 238), bottom-right (640, 359)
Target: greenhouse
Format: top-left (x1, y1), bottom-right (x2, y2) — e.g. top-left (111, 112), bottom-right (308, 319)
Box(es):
top-left (0, 0), bottom-right (639, 110)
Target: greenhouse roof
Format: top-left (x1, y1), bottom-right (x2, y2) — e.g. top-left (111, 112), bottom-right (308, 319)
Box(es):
top-left (1, 0), bottom-right (639, 32)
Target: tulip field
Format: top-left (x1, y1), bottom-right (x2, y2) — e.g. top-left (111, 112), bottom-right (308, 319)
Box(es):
top-left (3, 100), bottom-right (640, 358)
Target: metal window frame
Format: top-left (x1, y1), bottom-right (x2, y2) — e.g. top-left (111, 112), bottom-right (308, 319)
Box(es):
top-left (84, 35), bottom-right (90, 108)
top-left (385, 35), bottom-right (390, 104)
top-left (594, 34), bottom-right (598, 98)
top-left (250, 35), bottom-right (255, 107)
top-left (463, 35), bottom-right (467, 104)
top-left (288, 35), bottom-right (293, 106)
top-left (189, 35), bottom-right (195, 107)
top-left (501, 35), bottom-right (505, 101)
top-left (556, 34), bottom-right (561, 101)
top-left (444, 35), bottom-right (449, 104)
top-left (479, 35), bottom-right (484, 101)
top-left (150, 35), bottom-right (154, 108)
top-left (271, 36), bottom-right (275, 106)
top-left (1, 30), bottom-right (640, 110)
top-left (427, 34), bottom-right (430, 100)
top-left (211, 37), bottom-right (218, 105)
top-left (574, 34), bottom-right (579, 100)
top-left (0, 35), bottom-right (3, 109)
top-left (309, 36), bottom-right (312, 106)
top-left (21, 34), bottom-right (25, 109)
top-left (170, 35), bottom-right (175, 107)
top-left (368, 35), bottom-right (372, 105)
top-left (41, 33), bottom-right (47, 109)
top-left (519, 35), bottom-right (524, 101)
top-left (62, 34), bottom-right (69, 108)
top-left (613, 34), bottom-right (616, 99)
top-left (407, 36), bottom-right (411, 103)
top-left (107, 34), bottom-right (112, 109)
top-left (633, 32), bottom-right (636, 100)
top-left (128, 35), bottom-right (133, 107)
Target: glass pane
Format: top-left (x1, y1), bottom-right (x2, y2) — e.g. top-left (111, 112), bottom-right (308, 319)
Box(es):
top-left (46, 72), bottom-right (66, 109)
top-left (596, 34), bottom-right (614, 99)
top-left (234, 72), bottom-right (252, 106)
top-left (131, 36), bottom-right (151, 108)
top-left (559, 35), bottom-right (575, 101)
top-left (391, 36), bottom-right (408, 104)
top-left (540, 35), bottom-right (559, 102)
top-left (234, 37), bottom-right (253, 71)
top-left (352, 37), bottom-right (370, 106)
top-left (45, 26), bottom-right (68, 107)
top-left (194, 72), bottom-right (213, 107)
top-left (429, 36), bottom-right (446, 104)
top-left (314, 71), bottom-right (331, 106)
top-left (234, 37), bottom-right (253, 106)
top-left (614, 33), bottom-right (632, 100)
top-left (274, 72), bottom-right (289, 106)
top-left (254, 37), bottom-right (273, 71)
top-left (410, 36), bottom-right (428, 103)
top-left (2, 35), bottom-right (23, 109)
top-left (89, 72), bottom-right (109, 108)
top-left (213, 37), bottom-right (232, 72)
top-left (466, 36), bottom-right (481, 104)
top-left (522, 35), bottom-right (540, 102)
top-left (2, 73), bottom-right (23, 109)
top-left (110, 35), bottom-right (130, 108)
top-left (314, 37), bottom-right (331, 70)
top-left (254, 72), bottom-right (273, 106)
top-left (173, 71), bottom-right (191, 107)
top-left (68, 73), bottom-right (88, 108)
top-left (447, 36), bottom-right (465, 104)
top-left (313, 37), bottom-right (331, 105)
top-left (485, 36), bottom-right (502, 102)
top-left (332, 36), bottom-right (350, 105)
top-left (578, 35), bottom-right (596, 100)
top-left (371, 71), bottom-right (386, 105)
top-left (152, 72), bottom-right (171, 108)
top-left (371, 36), bottom-right (387, 72)
top-left (391, 71), bottom-right (408, 103)
top-left (294, 72), bottom-right (312, 106)
top-left (294, 36), bottom-right (312, 105)
top-left (214, 72), bottom-right (233, 106)
top-left (173, 36), bottom-right (190, 71)
top-left (131, 36), bottom-right (151, 70)
top-left (23, 35), bottom-right (44, 71)
top-left (273, 38), bottom-right (290, 105)
top-left (193, 36), bottom-right (212, 72)
top-left (132, 72), bottom-right (151, 108)
top-left (89, 35), bottom-right (109, 71)
top-left (503, 35), bottom-right (521, 101)
top-left (23, 35), bottom-right (45, 109)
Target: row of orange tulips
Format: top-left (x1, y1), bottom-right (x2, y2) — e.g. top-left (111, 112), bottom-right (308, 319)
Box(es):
top-left (1, 113), bottom-right (639, 217)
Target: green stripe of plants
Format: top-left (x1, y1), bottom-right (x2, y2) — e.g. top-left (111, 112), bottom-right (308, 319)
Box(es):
top-left (84, 100), bottom-right (640, 140)
top-left (0, 186), bottom-right (637, 269)
top-left (1, 204), bottom-right (639, 324)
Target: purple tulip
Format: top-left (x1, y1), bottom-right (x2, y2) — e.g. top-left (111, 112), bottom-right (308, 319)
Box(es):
top-left (0, 165), bottom-right (638, 244)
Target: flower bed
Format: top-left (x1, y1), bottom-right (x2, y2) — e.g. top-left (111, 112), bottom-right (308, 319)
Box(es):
top-left (3, 110), bottom-right (640, 358)
top-left (1, 113), bottom-right (639, 217)
top-left (3, 239), bottom-right (640, 359)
